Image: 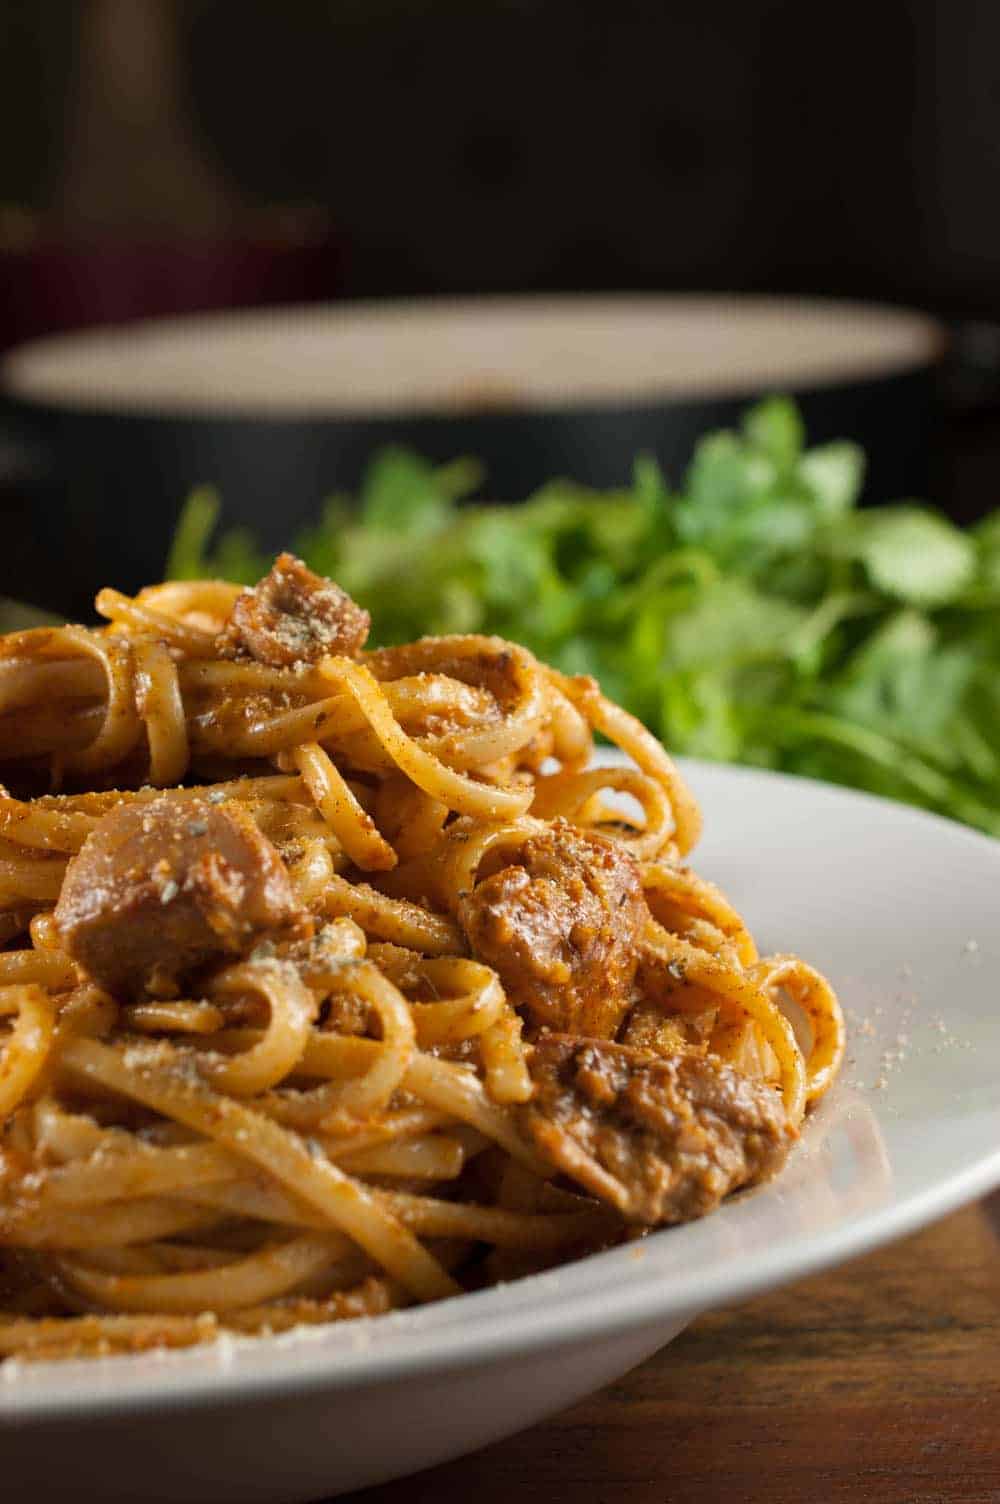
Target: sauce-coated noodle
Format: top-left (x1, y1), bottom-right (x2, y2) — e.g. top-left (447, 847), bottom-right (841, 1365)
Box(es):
top-left (0, 560), bottom-right (842, 1361)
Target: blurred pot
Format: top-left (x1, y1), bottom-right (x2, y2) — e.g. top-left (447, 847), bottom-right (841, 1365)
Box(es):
top-left (0, 294), bottom-right (944, 616)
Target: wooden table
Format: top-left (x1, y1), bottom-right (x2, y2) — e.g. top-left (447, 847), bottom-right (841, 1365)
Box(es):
top-left (356, 1198), bottom-right (1000, 1504)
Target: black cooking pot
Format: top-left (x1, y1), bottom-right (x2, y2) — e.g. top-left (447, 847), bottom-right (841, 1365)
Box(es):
top-left (0, 294), bottom-right (944, 618)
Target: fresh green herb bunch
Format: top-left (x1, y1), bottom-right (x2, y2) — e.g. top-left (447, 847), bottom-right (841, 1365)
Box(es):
top-left (168, 399), bottom-right (1000, 835)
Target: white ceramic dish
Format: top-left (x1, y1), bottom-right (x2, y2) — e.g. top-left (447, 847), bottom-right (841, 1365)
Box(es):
top-left (4, 758), bottom-right (1000, 1504)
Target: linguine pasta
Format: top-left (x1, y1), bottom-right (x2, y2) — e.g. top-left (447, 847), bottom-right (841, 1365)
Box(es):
top-left (0, 559), bottom-right (843, 1362)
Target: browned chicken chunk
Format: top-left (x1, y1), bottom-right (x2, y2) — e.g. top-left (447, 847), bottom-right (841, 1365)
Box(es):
top-left (521, 1034), bottom-right (792, 1223)
top-left (458, 821), bottom-right (646, 1038)
top-left (54, 796), bottom-right (305, 997)
top-left (218, 553), bottom-right (370, 667)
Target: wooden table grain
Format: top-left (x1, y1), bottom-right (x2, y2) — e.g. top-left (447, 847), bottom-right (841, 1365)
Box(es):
top-left (354, 1198), bottom-right (1000, 1504)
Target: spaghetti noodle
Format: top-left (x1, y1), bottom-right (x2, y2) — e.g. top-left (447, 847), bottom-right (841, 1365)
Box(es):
top-left (0, 556), bottom-right (843, 1361)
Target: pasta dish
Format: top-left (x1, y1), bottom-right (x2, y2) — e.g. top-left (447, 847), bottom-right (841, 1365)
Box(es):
top-left (0, 556), bottom-right (844, 1362)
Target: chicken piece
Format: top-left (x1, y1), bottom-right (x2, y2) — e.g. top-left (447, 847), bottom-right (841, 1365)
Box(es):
top-left (218, 553), bottom-right (370, 667)
top-left (54, 796), bottom-right (305, 998)
top-left (521, 1034), bottom-right (792, 1224)
top-left (458, 821), bottom-right (645, 1038)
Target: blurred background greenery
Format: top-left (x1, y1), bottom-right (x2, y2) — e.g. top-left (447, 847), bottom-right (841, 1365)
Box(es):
top-left (171, 398), bottom-right (1000, 834)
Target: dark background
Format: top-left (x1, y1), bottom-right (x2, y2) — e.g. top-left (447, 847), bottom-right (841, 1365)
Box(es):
top-left (1, 0), bottom-right (999, 516)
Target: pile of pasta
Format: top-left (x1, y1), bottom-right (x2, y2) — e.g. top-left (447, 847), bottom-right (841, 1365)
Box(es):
top-left (0, 573), bottom-right (843, 1362)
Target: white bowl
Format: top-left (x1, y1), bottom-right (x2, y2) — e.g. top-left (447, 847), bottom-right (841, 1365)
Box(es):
top-left (4, 759), bottom-right (1000, 1504)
